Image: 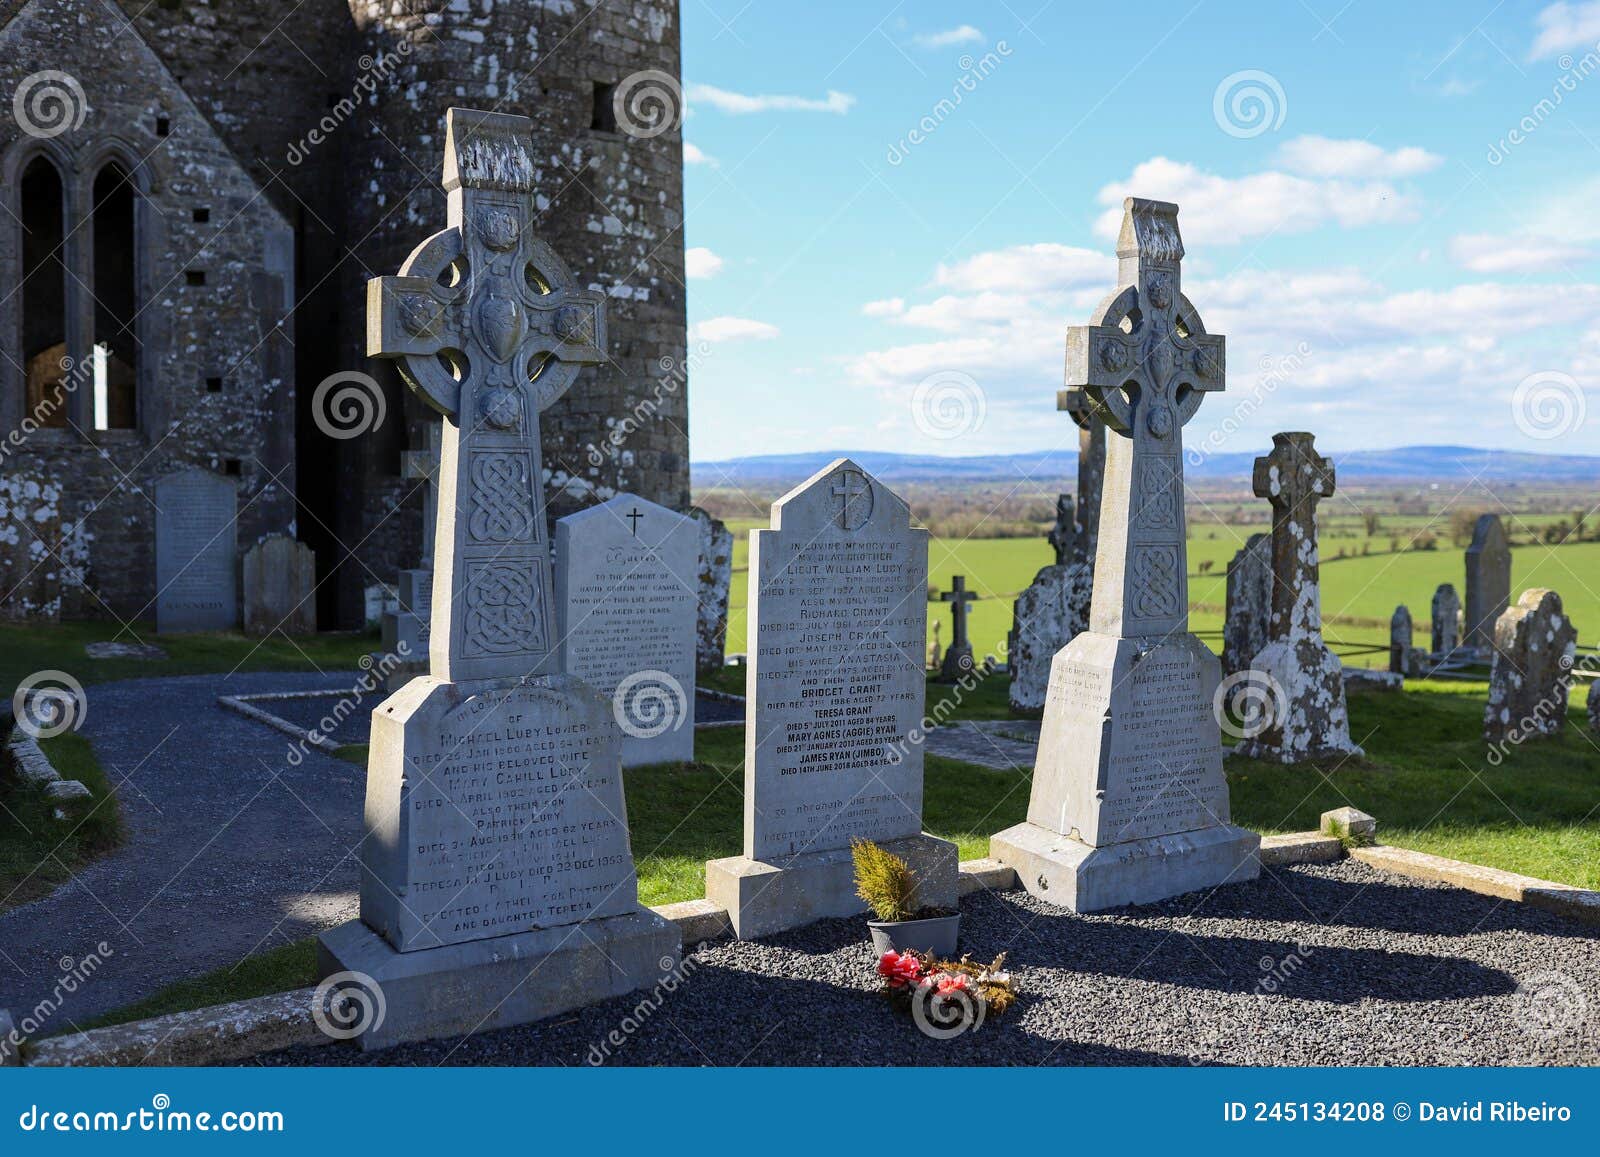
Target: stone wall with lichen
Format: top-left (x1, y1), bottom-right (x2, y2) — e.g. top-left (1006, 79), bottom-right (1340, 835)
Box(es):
top-left (0, 0), bottom-right (296, 622)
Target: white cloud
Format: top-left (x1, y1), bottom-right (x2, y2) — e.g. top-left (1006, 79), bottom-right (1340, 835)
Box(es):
top-left (685, 247), bottom-right (725, 279)
top-left (1093, 157), bottom-right (1424, 246)
top-left (1449, 232), bottom-right (1593, 273)
top-left (862, 297), bottom-right (905, 317)
top-left (686, 83), bottom-right (855, 116)
top-left (689, 316), bottom-right (779, 343)
top-left (1275, 135), bottom-right (1443, 179)
top-left (683, 142), bottom-right (719, 167)
top-left (915, 25), bottom-right (983, 48)
top-left (1529, 1), bottom-right (1600, 59)
top-left (842, 237), bottom-right (1600, 455)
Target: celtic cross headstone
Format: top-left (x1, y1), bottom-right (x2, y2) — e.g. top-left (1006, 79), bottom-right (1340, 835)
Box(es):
top-left (1238, 432), bottom-right (1361, 762)
top-left (319, 109), bottom-right (676, 1050)
top-left (992, 197), bottom-right (1259, 911)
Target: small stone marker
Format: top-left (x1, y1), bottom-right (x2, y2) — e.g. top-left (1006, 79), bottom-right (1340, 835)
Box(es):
top-left (1389, 605), bottom-right (1414, 676)
top-left (705, 458), bottom-right (956, 938)
top-left (1431, 583), bottom-right (1461, 656)
top-left (937, 575), bottom-right (978, 680)
top-left (154, 467), bottom-right (238, 633)
top-left (1221, 532), bottom-right (1271, 676)
top-left (990, 197), bottom-right (1259, 912)
top-left (1465, 514), bottom-right (1511, 654)
top-left (555, 493), bottom-right (698, 767)
top-left (1483, 588), bottom-right (1577, 744)
top-left (242, 534), bottom-right (317, 636)
top-left (691, 506), bottom-right (733, 674)
top-left (319, 109), bottom-right (676, 1049)
top-left (1320, 806), bottom-right (1376, 844)
top-left (1237, 432), bottom-right (1361, 763)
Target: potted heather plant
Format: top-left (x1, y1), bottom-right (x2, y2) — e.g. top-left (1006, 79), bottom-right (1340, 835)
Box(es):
top-left (851, 837), bottom-right (960, 955)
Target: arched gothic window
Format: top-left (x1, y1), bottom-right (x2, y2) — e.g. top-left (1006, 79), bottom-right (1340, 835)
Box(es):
top-left (20, 155), bottom-right (68, 429)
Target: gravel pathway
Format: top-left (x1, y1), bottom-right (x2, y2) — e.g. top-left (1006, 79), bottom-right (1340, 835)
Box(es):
top-left (0, 671), bottom-right (368, 1031)
top-left (257, 861), bottom-right (1600, 1067)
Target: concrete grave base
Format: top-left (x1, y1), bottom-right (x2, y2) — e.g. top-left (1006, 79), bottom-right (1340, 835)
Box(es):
top-left (990, 821), bottom-right (1260, 913)
top-left (705, 832), bottom-right (958, 940)
top-left (317, 909), bottom-right (680, 1051)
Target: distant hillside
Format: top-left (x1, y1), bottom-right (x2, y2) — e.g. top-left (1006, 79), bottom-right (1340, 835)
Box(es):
top-left (692, 445), bottom-right (1600, 489)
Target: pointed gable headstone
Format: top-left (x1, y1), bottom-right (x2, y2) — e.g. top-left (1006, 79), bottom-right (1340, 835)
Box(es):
top-left (706, 458), bottom-right (956, 938)
top-left (1431, 583), bottom-right (1461, 656)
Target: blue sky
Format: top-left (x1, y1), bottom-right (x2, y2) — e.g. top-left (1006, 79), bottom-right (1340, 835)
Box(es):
top-left (677, 0), bottom-right (1600, 464)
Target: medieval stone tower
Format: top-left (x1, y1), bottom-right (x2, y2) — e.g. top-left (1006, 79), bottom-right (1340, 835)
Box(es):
top-left (0, 0), bottom-right (688, 626)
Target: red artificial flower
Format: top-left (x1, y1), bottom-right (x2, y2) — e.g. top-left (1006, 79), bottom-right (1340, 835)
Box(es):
top-left (934, 973), bottom-right (970, 997)
top-left (877, 950), bottom-right (922, 989)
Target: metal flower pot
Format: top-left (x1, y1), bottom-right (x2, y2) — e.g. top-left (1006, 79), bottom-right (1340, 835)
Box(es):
top-left (868, 912), bottom-right (960, 956)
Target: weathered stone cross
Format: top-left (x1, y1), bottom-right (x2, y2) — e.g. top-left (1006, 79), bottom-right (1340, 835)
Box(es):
top-left (1252, 432), bottom-right (1335, 641)
top-left (940, 575), bottom-right (977, 651)
top-left (1063, 197), bottom-right (1225, 638)
top-left (368, 109), bottom-right (607, 683)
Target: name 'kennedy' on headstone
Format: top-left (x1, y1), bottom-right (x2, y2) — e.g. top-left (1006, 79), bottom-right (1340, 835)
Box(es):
top-left (154, 467), bottom-right (238, 633)
top-left (556, 494), bottom-right (698, 767)
top-left (706, 458), bottom-right (957, 938)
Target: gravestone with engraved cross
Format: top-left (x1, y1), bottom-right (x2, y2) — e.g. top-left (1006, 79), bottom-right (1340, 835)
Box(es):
top-left (706, 458), bottom-right (956, 938)
top-left (937, 575), bottom-right (978, 681)
top-left (555, 493), bottom-right (699, 768)
top-left (1237, 432), bottom-right (1362, 762)
top-left (317, 109), bottom-right (677, 1050)
top-left (991, 198), bottom-right (1259, 912)
top-left (380, 420), bottom-right (442, 686)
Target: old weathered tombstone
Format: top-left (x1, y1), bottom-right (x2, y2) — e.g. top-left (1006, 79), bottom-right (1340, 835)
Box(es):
top-left (1221, 532), bottom-right (1271, 676)
top-left (242, 534), bottom-right (317, 635)
top-left (0, 468), bottom-right (69, 623)
top-left (1237, 433), bottom-right (1361, 762)
top-left (705, 458), bottom-right (956, 938)
top-left (1587, 677), bottom-right (1599, 735)
top-left (1064, 392), bottom-right (1106, 635)
top-left (318, 109), bottom-right (676, 1049)
top-left (937, 575), bottom-right (978, 680)
top-left (381, 421), bottom-right (442, 682)
top-left (990, 197), bottom-right (1259, 911)
top-left (556, 493), bottom-right (698, 767)
top-left (1483, 588), bottom-right (1577, 744)
top-left (1389, 605), bottom-right (1414, 676)
top-left (1047, 494), bottom-right (1076, 565)
top-left (1431, 583), bottom-right (1461, 656)
top-left (154, 467), bottom-right (239, 633)
top-left (1465, 514), bottom-right (1511, 654)
top-left (691, 506), bottom-right (732, 674)
top-left (1008, 564), bottom-right (1081, 715)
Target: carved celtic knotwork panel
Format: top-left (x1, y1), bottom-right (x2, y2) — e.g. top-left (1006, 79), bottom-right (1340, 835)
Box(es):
top-left (467, 451), bottom-right (536, 542)
top-left (463, 561), bottom-right (545, 656)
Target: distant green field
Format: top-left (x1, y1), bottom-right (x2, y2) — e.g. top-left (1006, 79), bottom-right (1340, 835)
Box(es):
top-left (720, 516), bottom-right (1600, 671)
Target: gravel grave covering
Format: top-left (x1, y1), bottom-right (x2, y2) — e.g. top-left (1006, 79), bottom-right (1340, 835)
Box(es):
top-left (258, 860), bottom-right (1600, 1067)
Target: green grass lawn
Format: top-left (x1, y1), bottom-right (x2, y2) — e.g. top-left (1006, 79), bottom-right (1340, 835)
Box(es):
top-left (72, 676), bottom-right (1600, 1032)
top-left (0, 731), bottom-right (124, 913)
top-left (0, 621), bottom-right (378, 696)
top-left (722, 520), bottom-right (1600, 674)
